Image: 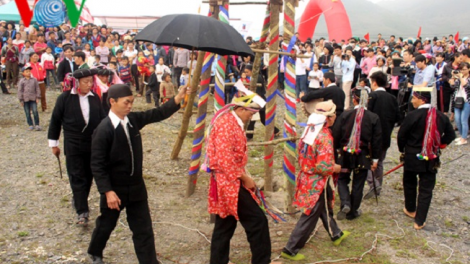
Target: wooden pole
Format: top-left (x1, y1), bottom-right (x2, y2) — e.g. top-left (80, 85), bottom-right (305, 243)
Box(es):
top-left (186, 2), bottom-right (224, 198)
top-left (170, 52), bottom-right (206, 160)
top-left (282, 0), bottom-right (297, 214)
top-left (263, 3), bottom-right (280, 192)
top-left (248, 137), bottom-right (299, 147)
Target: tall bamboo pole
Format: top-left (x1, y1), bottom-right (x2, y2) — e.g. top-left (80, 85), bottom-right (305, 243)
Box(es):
top-left (249, 5), bottom-right (270, 92)
top-left (282, 0), bottom-right (298, 213)
top-left (263, 3), bottom-right (281, 192)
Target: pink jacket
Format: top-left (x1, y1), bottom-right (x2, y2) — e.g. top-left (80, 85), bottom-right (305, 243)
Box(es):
top-left (360, 56), bottom-right (377, 76)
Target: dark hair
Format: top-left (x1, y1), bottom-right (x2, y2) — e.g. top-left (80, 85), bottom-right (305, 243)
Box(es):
top-left (370, 71), bottom-right (388, 87)
top-left (94, 55), bottom-right (100, 60)
top-left (74, 51), bottom-right (86, 61)
top-left (48, 31), bottom-right (55, 36)
top-left (16, 32), bottom-right (21, 37)
top-left (415, 54), bottom-right (426, 63)
top-left (63, 46), bottom-right (74, 52)
top-left (462, 49), bottom-right (470, 57)
top-left (162, 72), bottom-right (171, 81)
top-left (148, 64), bottom-right (155, 70)
top-left (109, 62), bottom-right (117, 67)
top-left (37, 33), bottom-right (44, 37)
top-left (24, 40), bottom-right (31, 45)
top-left (459, 62), bottom-right (470, 70)
top-left (403, 49), bottom-right (413, 56)
top-left (334, 45), bottom-right (342, 50)
top-left (121, 56), bottom-right (129, 61)
top-left (182, 67), bottom-right (190, 73)
top-left (435, 52), bottom-right (445, 58)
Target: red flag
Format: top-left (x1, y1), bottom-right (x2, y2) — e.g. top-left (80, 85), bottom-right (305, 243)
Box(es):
top-left (364, 33), bottom-right (370, 43)
top-left (455, 31), bottom-right (460, 42)
top-left (417, 27), bottom-right (422, 38)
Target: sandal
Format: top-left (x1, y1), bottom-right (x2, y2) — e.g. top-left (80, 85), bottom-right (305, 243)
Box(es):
top-left (76, 212), bottom-right (89, 227)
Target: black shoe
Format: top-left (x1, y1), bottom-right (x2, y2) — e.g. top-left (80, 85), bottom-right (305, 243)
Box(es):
top-left (364, 186), bottom-right (381, 200)
top-left (90, 255), bottom-right (104, 264)
top-left (337, 205), bottom-right (350, 220)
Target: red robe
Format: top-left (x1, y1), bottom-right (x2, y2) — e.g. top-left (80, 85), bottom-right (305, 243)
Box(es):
top-left (206, 111), bottom-right (257, 220)
top-left (293, 126), bottom-right (335, 215)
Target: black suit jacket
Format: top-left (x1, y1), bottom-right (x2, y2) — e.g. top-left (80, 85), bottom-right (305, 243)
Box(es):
top-left (333, 108), bottom-right (382, 169)
top-left (57, 59), bottom-right (77, 84)
top-left (47, 90), bottom-right (106, 154)
top-left (397, 107), bottom-right (455, 173)
top-left (368, 89), bottom-right (400, 150)
top-left (91, 98), bottom-right (180, 203)
top-left (302, 85), bottom-right (345, 117)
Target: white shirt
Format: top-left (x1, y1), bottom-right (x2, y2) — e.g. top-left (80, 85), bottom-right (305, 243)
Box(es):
top-left (375, 87), bottom-right (386, 92)
top-left (48, 89), bottom-right (94, 148)
top-left (124, 49), bottom-right (138, 64)
top-left (418, 104), bottom-right (431, 109)
top-left (41, 53), bottom-right (55, 68)
top-left (308, 70), bottom-right (323, 88)
top-left (155, 64), bottom-right (171, 82)
top-left (295, 57), bottom-right (309, 75)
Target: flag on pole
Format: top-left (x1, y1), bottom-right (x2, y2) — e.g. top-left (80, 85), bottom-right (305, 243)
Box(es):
top-left (455, 31), bottom-right (460, 42)
top-left (364, 32), bottom-right (370, 43)
top-left (417, 27), bottom-right (422, 38)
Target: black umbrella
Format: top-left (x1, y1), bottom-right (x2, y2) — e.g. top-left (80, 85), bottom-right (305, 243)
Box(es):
top-left (135, 14), bottom-right (253, 57)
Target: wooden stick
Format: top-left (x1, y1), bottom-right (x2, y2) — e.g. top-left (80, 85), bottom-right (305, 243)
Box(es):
top-left (252, 48), bottom-right (312, 58)
top-left (263, 3), bottom-right (280, 192)
top-left (247, 137), bottom-right (299, 147)
top-left (171, 52), bottom-right (206, 160)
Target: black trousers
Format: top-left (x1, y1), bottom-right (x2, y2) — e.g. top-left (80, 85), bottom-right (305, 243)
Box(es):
top-left (146, 89), bottom-right (160, 107)
top-left (436, 88), bottom-right (452, 113)
top-left (246, 107), bottom-right (280, 139)
top-left (65, 152), bottom-right (93, 215)
top-left (88, 198), bottom-right (157, 264)
top-left (403, 170), bottom-right (436, 226)
top-left (352, 68), bottom-right (361, 89)
top-left (174, 67), bottom-right (183, 87)
top-left (131, 64), bottom-right (140, 93)
top-left (338, 169), bottom-right (368, 219)
top-left (284, 180), bottom-right (341, 255)
top-left (210, 187), bottom-right (271, 264)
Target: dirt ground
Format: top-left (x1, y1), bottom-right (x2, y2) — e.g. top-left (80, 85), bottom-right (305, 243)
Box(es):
top-left (0, 88), bottom-right (469, 264)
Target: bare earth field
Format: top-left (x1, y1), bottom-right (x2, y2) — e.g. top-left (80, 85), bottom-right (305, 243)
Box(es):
top-left (0, 88), bottom-right (469, 264)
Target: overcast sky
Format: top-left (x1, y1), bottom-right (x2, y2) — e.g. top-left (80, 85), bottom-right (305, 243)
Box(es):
top-left (85, 0), bottom-right (381, 36)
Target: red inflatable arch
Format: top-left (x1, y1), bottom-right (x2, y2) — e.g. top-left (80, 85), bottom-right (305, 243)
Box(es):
top-left (298, 0), bottom-right (352, 42)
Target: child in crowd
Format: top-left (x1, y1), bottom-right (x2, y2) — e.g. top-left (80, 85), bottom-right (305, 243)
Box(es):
top-left (54, 43), bottom-right (63, 59)
top-left (159, 73), bottom-right (175, 104)
top-left (308, 62), bottom-right (323, 89)
top-left (146, 65), bottom-right (159, 107)
top-left (180, 67), bottom-right (190, 88)
top-left (94, 55), bottom-right (101, 67)
top-left (357, 78), bottom-right (371, 93)
top-left (17, 64), bottom-right (41, 131)
top-left (108, 61), bottom-right (117, 71)
top-left (118, 56), bottom-right (132, 86)
top-left (87, 50), bottom-right (96, 68)
top-left (41, 46), bottom-right (59, 89)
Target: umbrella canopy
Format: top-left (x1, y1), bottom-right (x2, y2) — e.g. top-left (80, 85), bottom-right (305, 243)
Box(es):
top-left (135, 14), bottom-right (253, 57)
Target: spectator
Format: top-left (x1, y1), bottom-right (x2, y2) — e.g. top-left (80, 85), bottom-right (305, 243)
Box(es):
top-left (341, 48), bottom-right (357, 109)
top-left (118, 56), bottom-right (132, 86)
top-left (160, 73), bottom-right (175, 104)
top-left (29, 52), bottom-right (47, 111)
top-left (57, 46), bottom-right (77, 87)
top-left (95, 39), bottom-right (110, 65)
top-left (28, 27), bottom-right (38, 45)
top-left (146, 65), bottom-right (159, 106)
top-left (173, 47), bottom-right (190, 87)
top-left (308, 62), bottom-right (323, 89)
top-left (12, 32), bottom-right (25, 53)
top-left (47, 31), bottom-right (58, 56)
top-left (41, 46), bottom-right (59, 89)
top-left (1, 37), bottom-right (19, 89)
top-left (33, 34), bottom-right (48, 58)
top-left (18, 63), bottom-right (41, 131)
top-left (111, 40), bottom-right (122, 56)
top-left (450, 62), bottom-right (470, 145)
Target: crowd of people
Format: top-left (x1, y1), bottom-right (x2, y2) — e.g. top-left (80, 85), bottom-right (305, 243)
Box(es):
top-left (0, 18), bottom-right (468, 263)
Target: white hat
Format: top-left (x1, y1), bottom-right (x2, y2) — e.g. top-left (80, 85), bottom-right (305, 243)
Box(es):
top-left (232, 80), bottom-right (266, 109)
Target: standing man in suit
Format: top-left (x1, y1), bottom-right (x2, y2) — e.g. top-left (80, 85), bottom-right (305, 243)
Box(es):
top-left (57, 45), bottom-right (77, 87)
top-left (397, 87), bottom-right (455, 230)
top-left (87, 84), bottom-right (190, 264)
top-left (333, 89), bottom-right (382, 220)
top-left (364, 71), bottom-right (400, 199)
top-left (48, 68), bottom-right (105, 226)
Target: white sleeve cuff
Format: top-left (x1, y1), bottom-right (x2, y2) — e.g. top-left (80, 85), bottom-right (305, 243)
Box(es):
top-left (372, 159), bottom-right (379, 163)
top-left (48, 140), bottom-right (59, 148)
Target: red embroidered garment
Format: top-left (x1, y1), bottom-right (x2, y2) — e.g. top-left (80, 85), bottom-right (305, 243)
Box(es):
top-left (206, 111), bottom-right (255, 220)
top-left (293, 126), bottom-right (335, 215)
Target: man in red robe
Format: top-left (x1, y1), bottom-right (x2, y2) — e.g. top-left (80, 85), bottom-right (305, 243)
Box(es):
top-left (204, 82), bottom-right (271, 264)
top-left (282, 100), bottom-right (350, 261)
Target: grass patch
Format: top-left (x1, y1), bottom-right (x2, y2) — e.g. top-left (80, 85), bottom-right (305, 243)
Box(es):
top-left (36, 173), bottom-right (44, 178)
top-left (18, 231), bottom-right (29, 237)
top-left (462, 216), bottom-right (469, 222)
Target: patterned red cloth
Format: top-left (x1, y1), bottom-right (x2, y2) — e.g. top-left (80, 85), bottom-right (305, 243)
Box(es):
top-left (206, 111), bottom-right (256, 220)
top-left (293, 126), bottom-right (335, 215)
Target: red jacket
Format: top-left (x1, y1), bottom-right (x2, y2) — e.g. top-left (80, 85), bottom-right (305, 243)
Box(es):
top-left (30, 62), bottom-right (46, 82)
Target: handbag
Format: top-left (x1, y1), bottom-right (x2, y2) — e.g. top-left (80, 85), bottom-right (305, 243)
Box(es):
top-left (44, 60), bottom-right (54, 70)
top-left (454, 86), bottom-right (466, 109)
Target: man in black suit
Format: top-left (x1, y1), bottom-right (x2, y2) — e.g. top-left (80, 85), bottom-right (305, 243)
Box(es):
top-left (87, 84), bottom-right (190, 264)
top-left (48, 68), bottom-right (105, 226)
top-left (333, 89), bottom-right (382, 221)
top-left (57, 45), bottom-right (77, 87)
top-left (364, 72), bottom-right (400, 199)
top-left (397, 87), bottom-right (455, 230)
top-left (301, 72), bottom-right (345, 119)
